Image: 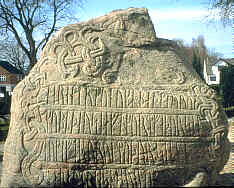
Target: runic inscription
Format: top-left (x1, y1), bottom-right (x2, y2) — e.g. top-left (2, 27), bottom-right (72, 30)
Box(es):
top-left (44, 110), bottom-right (205, 137)
top-left (37, 85), bottom-right (211, 137)
top-left (43, 85), bottom-right (199, 109)
top-left (37, 138), bottom-right (208, 165)
top-left (29, 85), bottom-right (213, 170)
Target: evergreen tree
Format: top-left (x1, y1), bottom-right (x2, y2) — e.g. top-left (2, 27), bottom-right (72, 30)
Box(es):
top-left (192, 52), bottom-right (203, 79)
top-left (220, 65), bottom-right (234, 117)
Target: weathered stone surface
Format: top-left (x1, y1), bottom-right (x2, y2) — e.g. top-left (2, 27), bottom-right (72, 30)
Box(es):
top-left (0, 8), bottom-right (230, 187)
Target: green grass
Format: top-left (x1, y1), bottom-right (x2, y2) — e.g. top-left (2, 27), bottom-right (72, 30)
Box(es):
top-left (224, 106), bottom-right (234, 111)
top-left (0, 124), bottom-right (9, 131)
top-left (0, 123), bottom-right (9, 142)
top-left (0, 119), bottom-right (9, 125)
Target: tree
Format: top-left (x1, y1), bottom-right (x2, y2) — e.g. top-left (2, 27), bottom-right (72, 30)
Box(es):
top-left (191, 35), bottom-right (207, 65)
top-left (192, 51), bottom-right (203, 79)
top-left (172, 38), bottom-right (191, 63)
top-left (0, 39), bottom-right (28, 75)
top-left (219, 65), bottom-right (234, 117)
top-left (206, 0), bottom-right (233, 26)
top-left (173, 35), bottom-right (207, 79)
top-left (173, 35), bottom-right (224, 80)
top-left (172, 0), bottom-right (233, 26)
top-left (0, 0), bottom-right (84, 71)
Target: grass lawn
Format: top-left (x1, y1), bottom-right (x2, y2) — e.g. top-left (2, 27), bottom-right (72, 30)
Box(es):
top-left (0, 123), bottom-right (9, 142)
top-left (0, 123), bottom-right (9, 130)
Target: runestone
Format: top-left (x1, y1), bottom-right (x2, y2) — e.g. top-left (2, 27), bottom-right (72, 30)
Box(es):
top-left (0, 8), bottom-right (230, 187)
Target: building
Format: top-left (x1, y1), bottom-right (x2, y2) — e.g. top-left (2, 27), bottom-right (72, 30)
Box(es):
top-left (0, 60), bottom-right (24, 96)
top-left (203, 58), bottom-right (234, 85)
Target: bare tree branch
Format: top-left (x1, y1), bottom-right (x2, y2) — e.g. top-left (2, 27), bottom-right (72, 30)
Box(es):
top-left (0, 0), bottom-right (85, 71)
top-left (203, 0), bottom-right (233, 26)
top-left (0, 38), bottom-right (29, 75)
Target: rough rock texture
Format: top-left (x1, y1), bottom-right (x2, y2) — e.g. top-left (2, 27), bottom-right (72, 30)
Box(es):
top-left (0, 8), bottom-right (231, 187)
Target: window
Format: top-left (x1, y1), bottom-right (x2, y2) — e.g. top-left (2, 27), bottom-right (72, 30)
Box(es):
top-left (210, 76), bottom-right (216, 81)
top-left (0, 75), bottom-right (6, 82)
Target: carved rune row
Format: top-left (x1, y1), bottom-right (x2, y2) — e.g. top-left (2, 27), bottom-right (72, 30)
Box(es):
top-left (20, 136), bottom-right (215, 187)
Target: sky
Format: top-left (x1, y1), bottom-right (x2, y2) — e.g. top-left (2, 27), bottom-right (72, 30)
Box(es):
top-left (77, 0), bottom-right (233, 58)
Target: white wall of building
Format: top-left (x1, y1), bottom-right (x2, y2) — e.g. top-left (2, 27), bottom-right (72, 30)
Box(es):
top-left (204, 59), bottom-right (228, 85)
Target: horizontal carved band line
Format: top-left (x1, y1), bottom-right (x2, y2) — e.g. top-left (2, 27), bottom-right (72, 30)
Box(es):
top-left (33, 161), bottom-right (206, 171)
top-left (41, 105), bottom-right (200, 115)
top-left (36, 133), bottom-right (213, 143)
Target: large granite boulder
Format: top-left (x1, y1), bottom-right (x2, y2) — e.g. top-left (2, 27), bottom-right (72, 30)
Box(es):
top-left (0, 8), bottom-right (230, 187)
